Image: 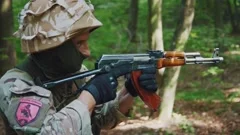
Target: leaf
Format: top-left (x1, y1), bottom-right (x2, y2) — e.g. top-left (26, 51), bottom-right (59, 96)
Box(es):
top-left (190, 32), bottom-right (198, 38)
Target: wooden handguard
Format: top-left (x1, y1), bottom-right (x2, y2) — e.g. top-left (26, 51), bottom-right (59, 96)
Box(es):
top-left (131, 71), bottom-right (161, 111)
top-left (157, 58), bottom-right (185, 68)
top-left (156, 52), bottom-right (186, 68)
top-left (164, 51), bottom-right (185, 58)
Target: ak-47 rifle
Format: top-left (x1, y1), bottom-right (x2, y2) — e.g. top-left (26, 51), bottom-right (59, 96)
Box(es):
top-left (42, 48), bottom-right (223, 111)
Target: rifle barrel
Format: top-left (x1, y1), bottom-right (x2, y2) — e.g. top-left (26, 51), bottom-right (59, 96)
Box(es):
top-left (184, 52), bottom-right (201, 57)
top-left (185, 57), bottom-right (224, 64)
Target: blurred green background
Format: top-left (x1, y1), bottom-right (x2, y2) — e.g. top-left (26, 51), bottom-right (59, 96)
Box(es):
top-left (1, 0), bottom-right (240, 134)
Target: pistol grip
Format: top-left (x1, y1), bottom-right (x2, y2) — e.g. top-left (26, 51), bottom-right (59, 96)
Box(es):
top-left (131, 71), bottom-right (161, 111)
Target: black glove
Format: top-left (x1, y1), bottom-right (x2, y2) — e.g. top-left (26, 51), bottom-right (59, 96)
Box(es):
top-left (83, 73), bottom-right (118, 105)
top-left (125, 67), bottom-right (158, 97)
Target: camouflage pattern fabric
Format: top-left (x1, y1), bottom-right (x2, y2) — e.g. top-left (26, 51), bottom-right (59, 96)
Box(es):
top-left (0, 109), bottom-right (17, 135)
top-left (0, 67), bottom-right (126, 135)
top-left (14, 0), bottom-right (102, 53)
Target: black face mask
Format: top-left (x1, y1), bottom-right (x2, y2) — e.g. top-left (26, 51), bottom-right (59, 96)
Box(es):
top-left (56, 40), bottom-right (86, 73)
top-left (29, 40), bottom-right (86, 79)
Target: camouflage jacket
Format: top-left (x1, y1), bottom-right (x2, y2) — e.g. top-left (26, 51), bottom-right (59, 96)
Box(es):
top-left (0, 67), bottom-right (126, 135)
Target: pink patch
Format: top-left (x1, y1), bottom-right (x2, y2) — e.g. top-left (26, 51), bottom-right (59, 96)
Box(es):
top-left (16, 98), bottom-right (42, 126)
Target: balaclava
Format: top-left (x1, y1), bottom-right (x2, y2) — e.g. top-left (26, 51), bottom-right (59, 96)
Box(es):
top-left (17, 40), bottom-right (86, 81)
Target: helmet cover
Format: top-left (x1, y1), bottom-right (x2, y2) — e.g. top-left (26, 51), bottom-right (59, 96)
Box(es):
top-left (14, 0), bottom-right (102, 53)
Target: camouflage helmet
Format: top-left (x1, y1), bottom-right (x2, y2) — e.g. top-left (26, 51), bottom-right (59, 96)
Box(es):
top-left (14, 0), bottom-right (102, 53)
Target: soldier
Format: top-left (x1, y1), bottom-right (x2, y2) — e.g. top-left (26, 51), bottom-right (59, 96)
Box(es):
top-left (0, 0), bottom-right (158, 134)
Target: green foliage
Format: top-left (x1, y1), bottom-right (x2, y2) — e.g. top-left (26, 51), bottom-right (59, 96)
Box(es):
top-left (0, 54), bottom-right (8, 60)
top-left (226, 90), bottom-right (240, 102)
top-left (163, 28), bottom-right (175, 50)
top-left (12, 0), bottom-right (28, 63)
top-left (202, 66), bottom-right (224, 77)
top-left (179, 123), bottom-right (195, 134)
top-left (162, 0), bottom-right (181, 28)
top-left (187, 81), bottom-right (201, 88)
top-left (164, 130), bottom-right (175, 135)
top-left (194, 0), bottom-right (215, 25)
top-left (176, 89), bottom-right (225, 102)
top-left (12, 0), bottom-right (29, 30)
top-left (233, 130), bottom-right (240, 135)
top-left (186, 24), bottom-right (240, 54)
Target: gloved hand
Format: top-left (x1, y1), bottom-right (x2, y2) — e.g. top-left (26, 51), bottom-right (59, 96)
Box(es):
top-left (125, 67), bottom-right (158, 97)
top-left (83, 73), bottom-right (118, 105)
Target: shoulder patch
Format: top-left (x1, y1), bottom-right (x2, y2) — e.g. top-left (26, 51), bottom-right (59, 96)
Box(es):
top-left (16, 98), bottom-right (42, 127)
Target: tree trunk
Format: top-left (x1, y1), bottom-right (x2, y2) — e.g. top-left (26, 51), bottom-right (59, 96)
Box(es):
top-left (128, 0), bottom-right (139, 42)
top-left (158, 0), bottom-right (195, 125)
top-left (148, 0), bottom-right (164, 118)
top-left (0, 0), bottom-right (16, 76)
top-left (227, 0), bottom-right (240, 34)
top-left (214, 0), bottom-right (224, 37)
top-left (148, 0), bottom-right (164, 50)
top-left (214, 0), bottom-right (227, 51)
top-left (233, 0), bottom-right (240, 33)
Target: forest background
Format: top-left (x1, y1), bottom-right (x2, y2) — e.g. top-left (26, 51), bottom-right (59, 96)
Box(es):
top-left (0, 0), bottom-right (240, 134)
